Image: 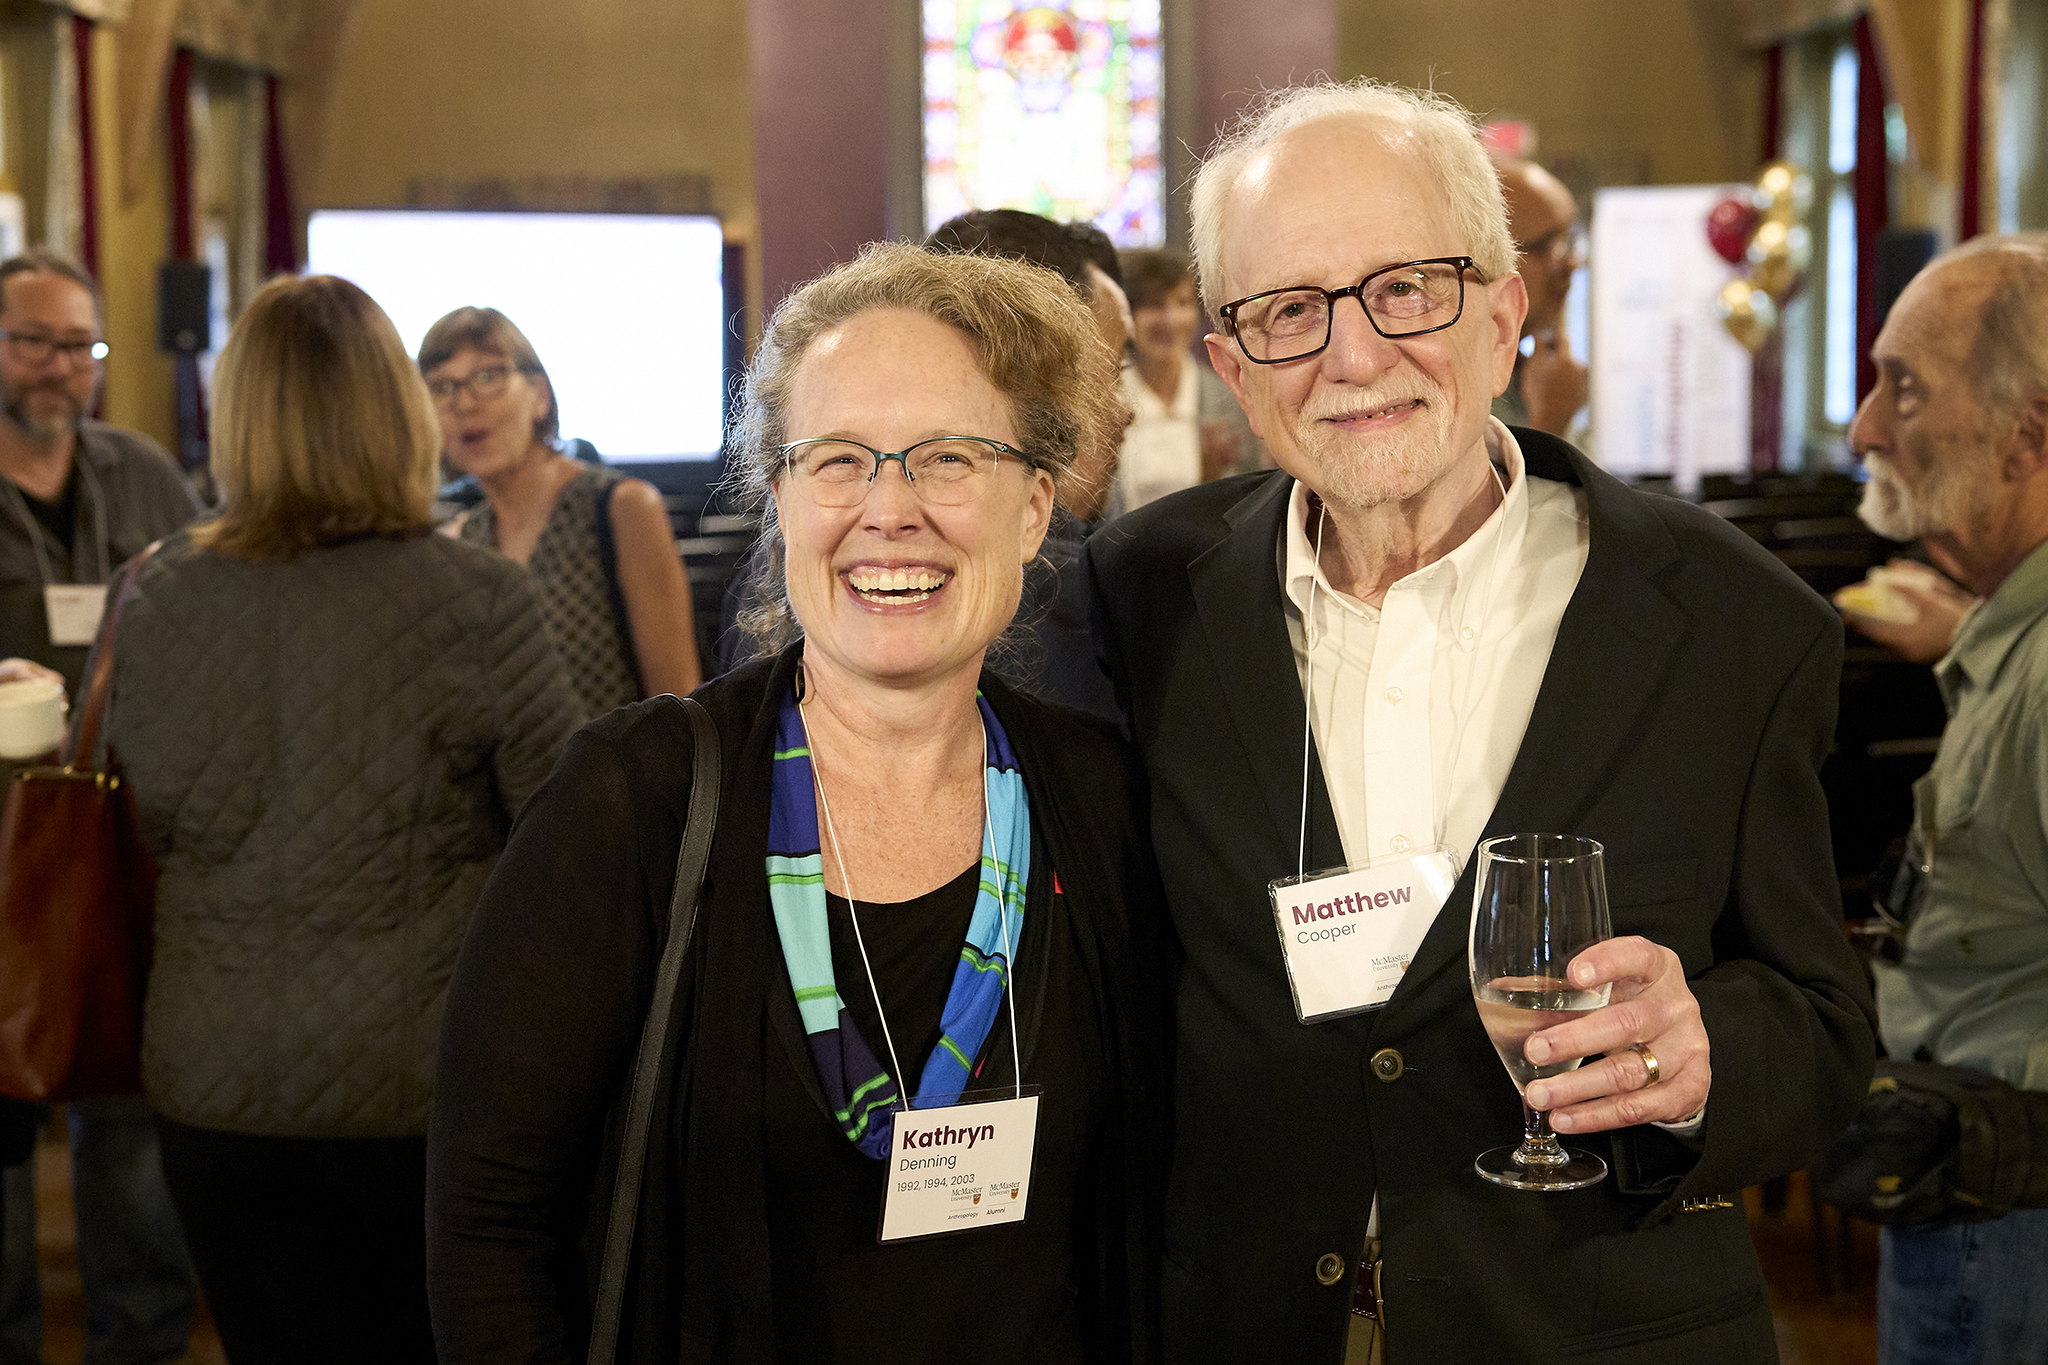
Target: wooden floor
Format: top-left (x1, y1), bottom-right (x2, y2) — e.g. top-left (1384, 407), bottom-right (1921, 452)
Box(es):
top-left (15, 1124), bottom-right (1879, 1364)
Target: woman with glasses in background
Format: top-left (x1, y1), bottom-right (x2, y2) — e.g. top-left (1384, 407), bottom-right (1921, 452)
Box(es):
top-left (428, 242), bottom-right (1165, 1364)
top-left (421, 307), bottom-right (702, 717)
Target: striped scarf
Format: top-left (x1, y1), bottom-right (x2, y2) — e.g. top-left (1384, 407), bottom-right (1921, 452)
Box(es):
top-left (766, 687), bottom-right (1031, 1160)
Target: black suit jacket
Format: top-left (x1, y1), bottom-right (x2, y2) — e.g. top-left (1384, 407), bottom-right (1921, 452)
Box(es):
top-left (1085, 429), bottom-right (1876, 1364)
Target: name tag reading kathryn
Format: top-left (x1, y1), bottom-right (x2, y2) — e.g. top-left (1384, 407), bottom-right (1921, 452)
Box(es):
top-left (1269, 849), bottom-right (1460, 1022)
top-left (44, 584), bottom-right (107, 647)
top-left (880, 1091), bottom-right (1040, 1243)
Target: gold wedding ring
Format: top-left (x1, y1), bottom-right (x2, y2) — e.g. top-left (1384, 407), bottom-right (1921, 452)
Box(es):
top-left (1631, 1042), bottom-right (1661, 1087)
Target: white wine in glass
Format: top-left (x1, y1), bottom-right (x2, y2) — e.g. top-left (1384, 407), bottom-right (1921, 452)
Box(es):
top-left (1468, 833), bottom-right (1614, 1191)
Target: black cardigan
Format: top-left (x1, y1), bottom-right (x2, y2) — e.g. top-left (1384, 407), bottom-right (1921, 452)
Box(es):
top-left (426, 647), bottom-right (1166, 1364)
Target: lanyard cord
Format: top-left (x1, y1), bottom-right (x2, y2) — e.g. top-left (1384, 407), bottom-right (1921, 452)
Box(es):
top-left (800, 679), bottom-right (1025, 1108)
top-left (1296, 458), bottom-right (1514, 879)
top-left (3, 450), bottom-right (111, 588)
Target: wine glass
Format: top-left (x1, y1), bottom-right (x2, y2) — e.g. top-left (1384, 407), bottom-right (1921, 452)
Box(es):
top-left (1468, 833), bottom-right (1614, 1191)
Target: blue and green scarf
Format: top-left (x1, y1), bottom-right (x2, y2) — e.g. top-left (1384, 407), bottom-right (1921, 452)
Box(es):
top-left (766, 688), bottom-right (1030, 1160)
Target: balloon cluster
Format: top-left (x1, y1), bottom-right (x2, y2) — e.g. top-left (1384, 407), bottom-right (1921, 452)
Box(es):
top-left (1707, 162), bottom-right (1814, 352)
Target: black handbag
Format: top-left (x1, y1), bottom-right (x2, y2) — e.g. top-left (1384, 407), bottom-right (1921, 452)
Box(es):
top-left (585, 694), bottom-right (720, 1365)
top-left (1813, 1059), bottom-right (2048, 1227)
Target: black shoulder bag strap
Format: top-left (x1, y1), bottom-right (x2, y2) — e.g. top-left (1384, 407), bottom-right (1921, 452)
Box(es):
top-left (587, 694), bottom-right (721, 1365)
top-left (591, 475), bottom-right (648, 698)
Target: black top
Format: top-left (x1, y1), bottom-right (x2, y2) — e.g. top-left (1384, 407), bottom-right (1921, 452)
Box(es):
top-left (20, 469), bottom-right (76, 553)
top-left (426, 649), bottom-right (1165, 1365)
top-left (764, 866), bottom-right (1105, 1362)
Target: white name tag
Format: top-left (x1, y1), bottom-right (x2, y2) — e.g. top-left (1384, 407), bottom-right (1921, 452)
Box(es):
top-left (44, 584), bottom-right (107, 647)
top-left (1269, 849), bottom-right (1461, 1022)
top-left (880, 1092), bottom-right (1040, 1243)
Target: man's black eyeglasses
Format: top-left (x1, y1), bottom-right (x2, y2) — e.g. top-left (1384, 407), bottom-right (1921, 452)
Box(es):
top-left (0, 329), bottom-right (108, 368)
top-left (1217, 256), bottom-right (1485, 365)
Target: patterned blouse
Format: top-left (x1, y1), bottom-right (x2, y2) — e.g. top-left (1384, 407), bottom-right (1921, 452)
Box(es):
top-left (459, 465), bottom-right (641, 721)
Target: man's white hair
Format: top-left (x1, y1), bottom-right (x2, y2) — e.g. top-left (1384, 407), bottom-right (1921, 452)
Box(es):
top-left (1188, 79), bottom-right (1517, 322)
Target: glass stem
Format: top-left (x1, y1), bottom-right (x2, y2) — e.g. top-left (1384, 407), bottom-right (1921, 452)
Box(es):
top-left (1516, 1097), bottom-right (1570, 1169)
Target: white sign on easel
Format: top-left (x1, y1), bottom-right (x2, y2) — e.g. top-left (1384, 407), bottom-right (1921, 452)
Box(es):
top-left (1590, 185), bottom-right (1752, 494)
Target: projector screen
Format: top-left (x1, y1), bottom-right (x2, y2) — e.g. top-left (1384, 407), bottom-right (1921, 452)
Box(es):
top-left (306, 210), bottom-right (726, 462)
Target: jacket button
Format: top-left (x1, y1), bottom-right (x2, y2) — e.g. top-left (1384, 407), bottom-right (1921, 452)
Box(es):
top-left (1370, 1048), bottom-right (1405, 1082)
top-left (1315, 1252), bottom-right (1348, 1286)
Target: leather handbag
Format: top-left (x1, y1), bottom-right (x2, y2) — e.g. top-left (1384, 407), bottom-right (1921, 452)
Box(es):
top-left (586, 693), bottom-right (721, 1365)
top-left (1813, 1059), bottom-right (2048, 1227)
top-left (0, 546), bottom-right (161, 1103)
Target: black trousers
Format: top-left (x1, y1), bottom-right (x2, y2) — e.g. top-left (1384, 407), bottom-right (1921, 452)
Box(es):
top-left (155, 1116), bottom-right (435, 1365)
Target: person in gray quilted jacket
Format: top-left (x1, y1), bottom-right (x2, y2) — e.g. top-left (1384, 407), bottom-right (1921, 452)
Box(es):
top-left (105, 275), bottom-right (581, 1365)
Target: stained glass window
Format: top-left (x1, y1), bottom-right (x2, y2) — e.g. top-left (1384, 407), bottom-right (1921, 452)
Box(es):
top-left (923, 0), bottom-right (1164, 247)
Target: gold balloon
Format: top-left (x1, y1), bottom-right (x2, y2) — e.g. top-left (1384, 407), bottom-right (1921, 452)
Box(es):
top-left (1718, 277), bottom-right (1779, 353)
top-left (1746, 220), bottom-right (1813, 301)
top-left (1754, 160), bottom-right (1813, 224)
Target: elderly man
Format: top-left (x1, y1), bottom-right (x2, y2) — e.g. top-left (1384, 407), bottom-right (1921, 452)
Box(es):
top-left (1086, 80), bottom-right (1874, 1362)
top-left (1492, 156), bottom-right (1588, 436)
top-left (1850, 234), bottom-right (2048, 1365)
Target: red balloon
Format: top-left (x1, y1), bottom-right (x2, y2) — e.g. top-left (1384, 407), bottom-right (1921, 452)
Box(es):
top-left (1706, 196), bottom-right (1759, 266)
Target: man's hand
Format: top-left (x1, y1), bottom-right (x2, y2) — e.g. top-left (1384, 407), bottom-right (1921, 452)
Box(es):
top-left (1520, 935), bottom-right (1711, 1132)
top-left (1836, 559), bottom-right (1976, 664)
top-left (1520, 330), bottom-right (1589, 436)
top-left (0, 658), bottom-right (63, 690)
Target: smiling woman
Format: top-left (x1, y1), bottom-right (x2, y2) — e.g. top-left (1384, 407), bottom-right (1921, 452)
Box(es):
top-left (427, 242), bottom-right (1165, 1365)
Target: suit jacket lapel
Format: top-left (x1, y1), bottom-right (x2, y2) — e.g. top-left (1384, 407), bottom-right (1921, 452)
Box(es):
top-left (1389, 442), bottom-right (1691, 1012)
top-left (1187, 474), bottom-right (1346, 872)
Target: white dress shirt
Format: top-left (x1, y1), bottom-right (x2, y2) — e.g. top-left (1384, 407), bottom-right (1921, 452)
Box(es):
top-left (1278, 421), bottom-right (1703, 1177)
top-left (1280, 420), bottom-right (1589, 877)
top-left (1117, 362), bottom-right (1203, 511)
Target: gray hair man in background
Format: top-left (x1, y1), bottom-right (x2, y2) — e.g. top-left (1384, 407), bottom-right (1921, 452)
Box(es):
top-left (1849, 233), bottom-right (2048, 1365)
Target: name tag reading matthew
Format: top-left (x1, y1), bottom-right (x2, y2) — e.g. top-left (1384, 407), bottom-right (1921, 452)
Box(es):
top-left (44, 585), bottom-right (107, 647)
top-left (1269, 849), bottom-right (1460, 1022)
top-left (880, 1091), bottom-right (1040, 1243)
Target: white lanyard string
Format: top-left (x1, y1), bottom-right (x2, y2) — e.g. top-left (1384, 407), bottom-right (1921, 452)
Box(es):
top-left (1296, 503), bottom-right (1326, 883)
top-left (1295, 458), bottom-right (1513, 882)
top-left (800, 680), bottom-right (1025, 1109)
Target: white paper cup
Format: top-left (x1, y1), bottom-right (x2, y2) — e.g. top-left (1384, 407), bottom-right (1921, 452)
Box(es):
top-left (0, 678), bottom-right (67, 760)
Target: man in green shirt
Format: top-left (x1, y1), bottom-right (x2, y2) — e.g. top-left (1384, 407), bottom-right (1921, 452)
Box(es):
top-left (1850, 232), bottom-right (2048, 1365)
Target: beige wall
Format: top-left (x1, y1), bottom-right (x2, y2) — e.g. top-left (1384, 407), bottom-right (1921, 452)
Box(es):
top-left (92, 21), bottom-right (175, 449)
top-left (1339, 0), bottom-right (1761, 190)
top-left (313, 0), bottom-right (757, 251)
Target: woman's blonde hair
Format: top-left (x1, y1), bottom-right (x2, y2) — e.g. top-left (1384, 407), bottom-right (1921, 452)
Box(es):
top-left (726, 239), bottom-right (1123, 654)
top-left (193, 275), bottom-right (442, 561)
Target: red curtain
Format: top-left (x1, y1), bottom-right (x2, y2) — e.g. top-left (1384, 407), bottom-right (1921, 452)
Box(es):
top-left (1959, 0), bottom-right (1987, 239)
top-left (1751, 43), bottom-right (1786, 475)
top-left (1854, 16), bottom-right (1890, 404)
top-left (71, 14), bottom-right (98, 278)
top-left (1761, 44), bottom-right (1784, 166)
top-left (263, 75), bottom-right (297, 275)
top-left (167, 48), bottom-right (195, 261)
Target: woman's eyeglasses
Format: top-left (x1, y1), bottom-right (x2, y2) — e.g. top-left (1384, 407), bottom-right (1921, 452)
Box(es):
top-left (777, 436), bottom-right (1035, 507)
